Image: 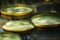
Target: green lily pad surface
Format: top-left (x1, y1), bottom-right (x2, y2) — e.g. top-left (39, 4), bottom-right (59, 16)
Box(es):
top-left (32, 14), bottom-right (60, 25)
